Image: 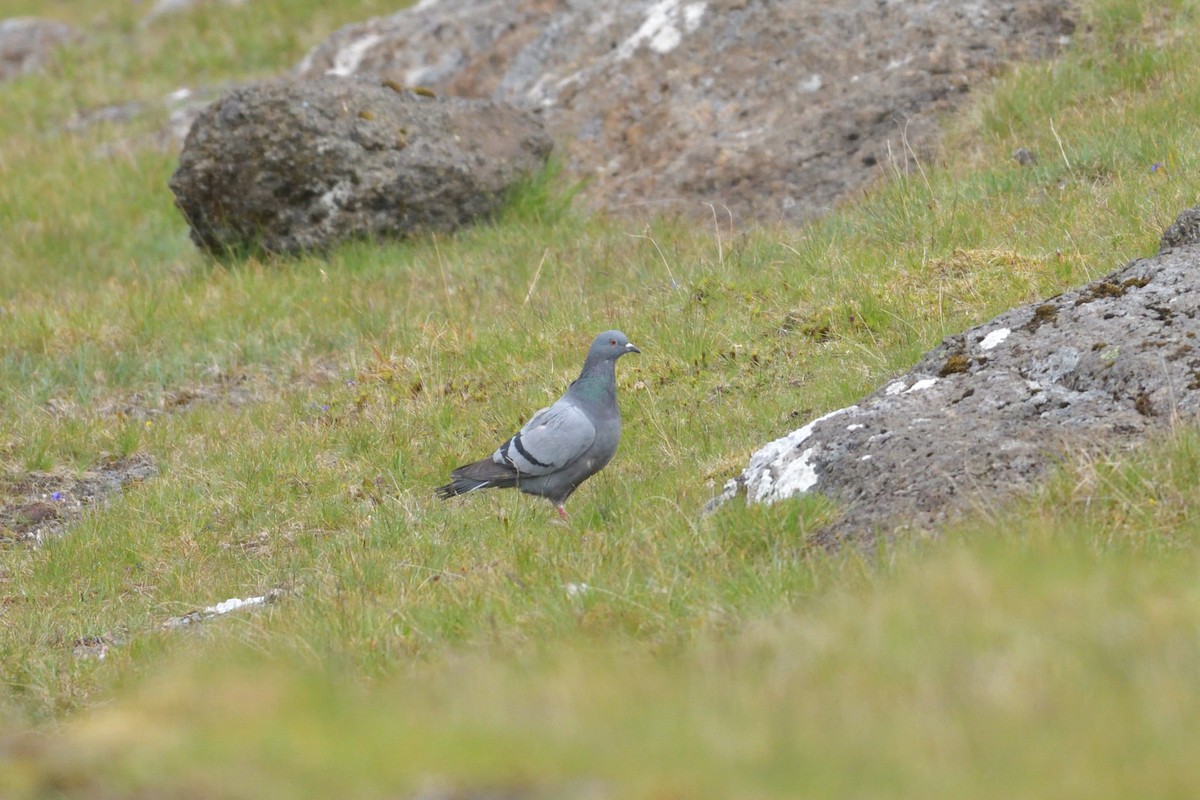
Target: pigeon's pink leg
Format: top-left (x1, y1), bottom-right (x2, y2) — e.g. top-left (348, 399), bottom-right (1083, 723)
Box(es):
top-left (556, 504), bottom-right (569, 521)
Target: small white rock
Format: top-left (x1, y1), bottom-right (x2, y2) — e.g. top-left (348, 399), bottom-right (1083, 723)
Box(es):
top-left (205, 595), bottom-right (268, 616)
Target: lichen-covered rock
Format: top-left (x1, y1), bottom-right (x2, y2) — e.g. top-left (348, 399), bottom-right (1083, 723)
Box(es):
top-left (296, 0), bottom-right (1073, 225)
top-left (0, 17), bottom-right (82, 84)
top-left (1159, 206), bottom-right (1200, 253)
top-left (710, 216), bottom-right (1200, 546)
top-left (169, 75), bottom-right (552, 255)
top-left (296, 0), bottom-right (559, 96)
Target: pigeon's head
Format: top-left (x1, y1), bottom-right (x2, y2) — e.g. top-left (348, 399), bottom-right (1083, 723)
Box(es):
top-left (591, 330), bottom-right (641, 361)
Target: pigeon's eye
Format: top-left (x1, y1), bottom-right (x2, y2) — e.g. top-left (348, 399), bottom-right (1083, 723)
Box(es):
top-left (609, 338), bottom-right (617, 346)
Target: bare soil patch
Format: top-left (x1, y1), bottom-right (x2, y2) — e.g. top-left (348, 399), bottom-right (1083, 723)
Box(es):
top-left (0, 454), bottom-right (157, 544)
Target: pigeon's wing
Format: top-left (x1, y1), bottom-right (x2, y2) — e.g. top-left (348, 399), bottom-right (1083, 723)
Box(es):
top-left (491, 399), bottom-right (596, 476)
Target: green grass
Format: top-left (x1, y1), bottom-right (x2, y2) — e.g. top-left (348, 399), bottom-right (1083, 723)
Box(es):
top-left (3, 0), bottom-right (1200, 797)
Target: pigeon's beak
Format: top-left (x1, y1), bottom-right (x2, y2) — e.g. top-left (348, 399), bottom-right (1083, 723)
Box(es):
top-left (625, 342), bottom-right (641, 354)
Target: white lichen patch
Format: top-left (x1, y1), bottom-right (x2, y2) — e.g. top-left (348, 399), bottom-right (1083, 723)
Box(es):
top-left (683, 2), bottom-right (706, 29)
top-left (885, 381), bottom-right (907, 395)
top-left (327, 33), bottom-right (383, 77)
top-left (847, 423), bottom-right (864, 431)
top-left (906, 378), bottom-right (939, 393)
top-left (756, 446), bottom-right (821, 502)
top-left (743, 406), bottom-right (858, 504)
top-left (617, 0), bottom-right (709, 59)
top-left (403, 48), bottom-right (465, 89)
top-left (318, 183), bottom-right (351, 220)
top-left (979, 327), bottom-right (1011, 351)
top-left (798, 74), bottom-right (823, 92)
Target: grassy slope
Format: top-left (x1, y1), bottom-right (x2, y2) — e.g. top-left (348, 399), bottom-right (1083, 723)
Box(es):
top-left (2, 0), bottom-right (1200, 796)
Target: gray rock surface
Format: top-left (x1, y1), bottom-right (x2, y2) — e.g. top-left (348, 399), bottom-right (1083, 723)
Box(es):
top-left (710, 209), bottom-right (1200, 545)
top-left (67, 85), bottom-right (229, 156)
top-left (145, 0), bottom-right (249, 21)
top-left (169, 75), bottom-right (553, 255)
top-left (0, 17), bottom-right (81, 84)
top-left (296, 0), bottom-right (1074, 225)
top-left (163, 85), bottom-right (227, 143)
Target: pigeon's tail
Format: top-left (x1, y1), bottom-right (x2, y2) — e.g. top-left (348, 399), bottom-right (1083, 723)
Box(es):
top-left (435, 458), bottom-right (520, 499)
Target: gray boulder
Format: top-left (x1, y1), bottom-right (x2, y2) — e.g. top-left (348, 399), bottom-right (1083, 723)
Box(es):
top-left (1160, 206), bottom-right (1200, 253)
top-left (169, 75), bottom-right (553, 255)
top-left (0, 17), bottom-right (81, 84)
top-left (296, 0), bottom-right (1073, 225)
top-left (710, 208), bottom-right (1200, 546)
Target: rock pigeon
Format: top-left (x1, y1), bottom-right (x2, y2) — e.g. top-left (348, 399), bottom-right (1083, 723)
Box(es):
top-left (436, 330), bottom-right (641, 519)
